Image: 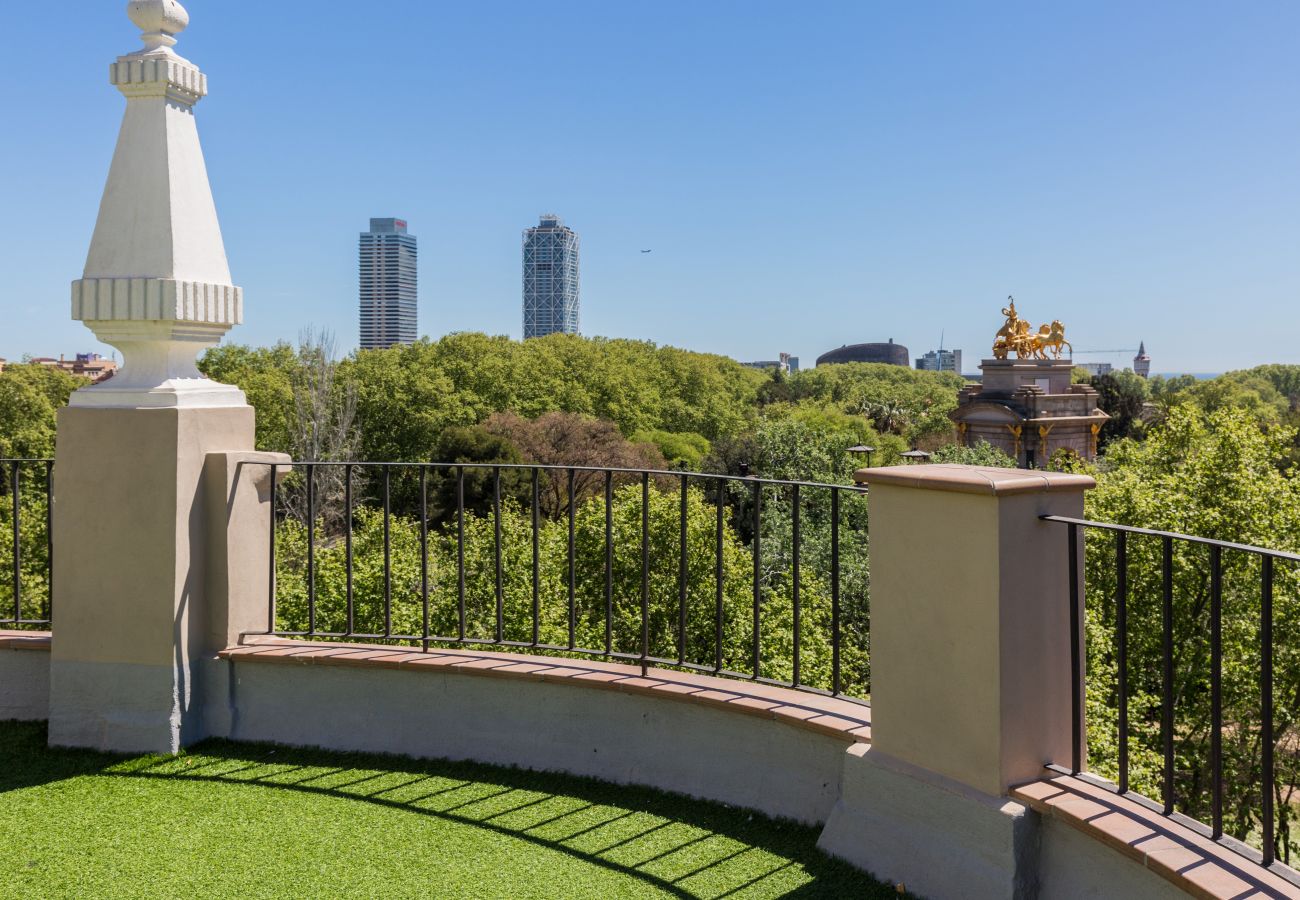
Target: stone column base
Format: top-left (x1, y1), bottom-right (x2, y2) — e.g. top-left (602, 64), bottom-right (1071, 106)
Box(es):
top-left (818, 745), bottom-right (1040, 899)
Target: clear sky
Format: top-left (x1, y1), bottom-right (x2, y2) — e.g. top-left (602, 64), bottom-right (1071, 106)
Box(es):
top-left (1, 1), bottom-right (1296, 373)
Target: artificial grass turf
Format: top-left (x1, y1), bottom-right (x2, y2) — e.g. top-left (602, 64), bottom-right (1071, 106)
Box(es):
top-left (0, 722), bottom-right (902, 899)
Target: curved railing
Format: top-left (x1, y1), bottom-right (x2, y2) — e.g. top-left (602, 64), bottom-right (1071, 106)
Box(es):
top-left (265, 462), bottom-right (871, 703)
top-left (1045, 514), bottom-right (1300, 878)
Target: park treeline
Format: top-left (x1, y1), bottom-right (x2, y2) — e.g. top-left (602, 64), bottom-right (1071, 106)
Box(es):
top-left (8, 335), bottom-right (1300, 860)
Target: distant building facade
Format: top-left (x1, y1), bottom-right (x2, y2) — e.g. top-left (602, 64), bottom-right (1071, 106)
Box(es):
top-left (21, 353), bottom-right (118, 382)
top-left (741, 352), bottom-right (800, 374)
top-left (817, 339), bottom-right (909, 367)
top-left (1078, 362), bottom-right (1113, 377)
top-left (916, 348), bottom-right (962, 375)
top-left (1133, 342), bottom-right (1151, 378)
top-left (359, 218), bottom-right (418, 350)
top-left (523, 215), bottom-right (580, 339)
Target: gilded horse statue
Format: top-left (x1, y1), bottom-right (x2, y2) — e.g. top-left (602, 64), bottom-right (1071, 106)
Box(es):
top-left (1027, 320), bottom-right (1072, 360)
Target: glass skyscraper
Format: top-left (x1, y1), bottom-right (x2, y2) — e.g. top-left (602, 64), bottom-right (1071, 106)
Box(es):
top-left (522, 214), bottom-right (580, 339)
top-left (359, 218), bottom-right (418, 350)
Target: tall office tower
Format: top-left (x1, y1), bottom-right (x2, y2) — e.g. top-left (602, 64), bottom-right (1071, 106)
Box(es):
top-left (522, 214), bottom-right (580, 339)
top-left (359, 218), bottom-right (418, 350)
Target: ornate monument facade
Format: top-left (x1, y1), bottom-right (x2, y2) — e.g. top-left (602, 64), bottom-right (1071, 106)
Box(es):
top-left (950, 299), bottom-right (1109, 468)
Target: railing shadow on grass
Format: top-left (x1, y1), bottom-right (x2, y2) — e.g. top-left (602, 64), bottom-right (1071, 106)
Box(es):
top-left (0, 722), bottom-right (897, 899)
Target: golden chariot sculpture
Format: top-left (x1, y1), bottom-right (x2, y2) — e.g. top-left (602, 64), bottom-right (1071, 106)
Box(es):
top-left (992, 298), bottom-right (1073, 360)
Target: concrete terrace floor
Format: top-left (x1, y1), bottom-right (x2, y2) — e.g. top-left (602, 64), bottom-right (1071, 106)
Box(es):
top-left (0, 722), bottom-right (903, 899)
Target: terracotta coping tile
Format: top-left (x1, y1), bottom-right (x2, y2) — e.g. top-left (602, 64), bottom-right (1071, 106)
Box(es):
top-left (1181, 861), bottom-right (1253, 899)
top-left (571, 671), bottom-right (624, 684)
top-left (1011, 776), bottom-right (1300, 899)
top-left (535, 667), bottom-right (587, 680)
top-left (805, 713), bottom-right (861, 732)
top-left (731, 697), bottom-right (780, 713)
top-left (646, 682), bottom-right (702, 696)
top-left (219, 638), bottom-right (872, 746)
top-left (0, 630), bottom-right (52, 651)
top-left (769, 705), bottom-right (819, 721)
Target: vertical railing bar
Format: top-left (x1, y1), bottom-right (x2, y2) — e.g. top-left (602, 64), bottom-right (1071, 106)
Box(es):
top-left (267, 464), bottom-right (277, 633)
top-left (532, 467), bottom-right (540, 647)
top-left (567, 468), bottom-right (576, 650)
top-left (383, 466), bottom-right (392, 638)
top-left (1162, 535), bottom-right (1174, 815)
top-left (493, 465), bottom-right (503, 644)
top-left (345, 464), bottom-right (354, 636)
top-left (11, 461), bottom-right (20, 623)
top-left (792, 484), bottom-right (801, 688)
top-left (306, 463), bottom-right (316, 634)
top-left (1068, 523), bottom-right (1082, 774)
top-left (1116, 530), bottom-right (1129, 794)
top-left (831, 488), bottom-right (841, 696)
top-left (421, 466), bottom-right (430, 652)
top-left (457, 466), bottom-right (466, 642)
top-left (1210, 544), bottom-right (1222, 839)
top-left (715, 478), bottom-right (724, 673)
top-left (1262, 554), bottom-right (1275, 867)
top-left (604, 471), bottom-right (613, 656)
top-left (641, 472), bottom-right (650, 677)
top-left (678, 473), bottom-right (688, 666)
top-left (751, 479), bottom-right (761, 680)
top-left (45, 461), bottom-right (54, 622)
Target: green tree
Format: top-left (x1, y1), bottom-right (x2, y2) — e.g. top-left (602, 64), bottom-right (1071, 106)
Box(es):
top-left (1083, 405), bottom-right (1300, 861)
top-left (1092, 370), bottom-right (1150, 447)
top-left (634, 429), bottom-right (711, 471)
top-left (930, 441), bottom-right (1017, 467)
top-left (0, 364), bottom-right (86, 459)
top-left (425, 426), bottom-right (530, 523)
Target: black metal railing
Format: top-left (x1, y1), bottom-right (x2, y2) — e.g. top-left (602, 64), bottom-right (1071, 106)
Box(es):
top-left (265, 462), bottom-right (870, 703)
top-left (1046, 514), bottom-right (1300, 877)
top-left (0, 459), bottom-right (54, 630)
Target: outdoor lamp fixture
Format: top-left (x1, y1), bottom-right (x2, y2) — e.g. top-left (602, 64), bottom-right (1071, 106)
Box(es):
top-left (900, 450), bottom-right (932, 465)
top-left (847, 445), bottom-right (877, 468)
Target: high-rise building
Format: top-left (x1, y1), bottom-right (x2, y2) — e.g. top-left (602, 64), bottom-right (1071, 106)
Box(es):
top-left (915, 348), bottom-right (963, 375)
top-left (359, 218), bottom-right (418, 350)
top-left (523, 215), bottom-right (580, 339)
top-left (1133, 342), bottom-right (1151, 378)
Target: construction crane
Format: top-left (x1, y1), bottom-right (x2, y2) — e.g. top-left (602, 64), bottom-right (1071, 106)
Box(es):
top-left (1071, 348), bottom-right (1139, 355)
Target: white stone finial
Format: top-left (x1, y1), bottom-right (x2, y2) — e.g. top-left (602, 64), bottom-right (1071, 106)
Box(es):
top-left (127, 0), bottom-right (190, 52)
top-left (70, 0), bottom-right (245, 409)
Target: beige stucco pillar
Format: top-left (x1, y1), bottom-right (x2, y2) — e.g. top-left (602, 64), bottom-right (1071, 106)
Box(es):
top-left (48, 410), bottom-right (258, 752)
top-left (818, 464), bottom-right (1093, 899)
top-left (864, 464), bottom-right (1093, 794)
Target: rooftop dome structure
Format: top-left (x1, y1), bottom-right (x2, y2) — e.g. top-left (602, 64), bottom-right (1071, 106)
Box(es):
top-left (816, 339), bottom-right (910, 368)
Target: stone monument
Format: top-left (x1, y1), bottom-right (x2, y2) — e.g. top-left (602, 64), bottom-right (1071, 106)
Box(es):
top-left (950, 298), bottom-right (1109, 468)
top-left (49, 0), bottom-right (260, 753)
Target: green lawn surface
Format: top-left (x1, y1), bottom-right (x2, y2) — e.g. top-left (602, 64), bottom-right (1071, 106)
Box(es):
top-left (0, 722), bottom-right (900, 899)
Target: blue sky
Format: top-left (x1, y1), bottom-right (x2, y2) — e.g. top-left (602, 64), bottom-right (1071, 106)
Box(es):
top-left (1, 1), bottom-right (1296, 373)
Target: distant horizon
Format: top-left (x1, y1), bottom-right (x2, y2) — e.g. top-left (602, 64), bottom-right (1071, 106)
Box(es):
top-left (1, 1), bottom-right (1296, 372)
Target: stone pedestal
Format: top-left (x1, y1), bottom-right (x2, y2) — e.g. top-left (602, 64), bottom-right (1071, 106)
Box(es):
top-left (952, 359), bottom-right (1109, 468)
top-left (48, 407), bottom-right (254, 752)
